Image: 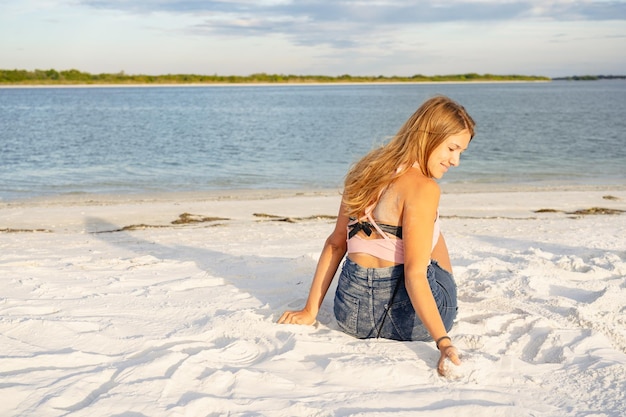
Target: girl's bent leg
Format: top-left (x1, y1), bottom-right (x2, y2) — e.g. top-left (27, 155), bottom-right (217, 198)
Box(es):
top-left (409, 260), bottom-right (458, 341)
top-left (430, 260), bottom-right (458, 332)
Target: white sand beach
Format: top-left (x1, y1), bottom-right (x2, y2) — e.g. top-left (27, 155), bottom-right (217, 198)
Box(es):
top-left (1, 187), bottom-right (625, 417)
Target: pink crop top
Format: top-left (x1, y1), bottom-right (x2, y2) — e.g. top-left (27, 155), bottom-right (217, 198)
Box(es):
top-left (346, 208), bottom-right (441, 264)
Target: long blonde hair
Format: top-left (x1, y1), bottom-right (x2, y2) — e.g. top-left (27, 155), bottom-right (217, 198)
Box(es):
top-left (343, 95), bottom-right (475, 218)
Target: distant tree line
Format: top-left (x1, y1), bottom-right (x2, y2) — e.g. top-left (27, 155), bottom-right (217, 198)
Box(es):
top-left (0, 69), bottom-right (552, 85)
top-left (551, 75), bottom-right (626, 81)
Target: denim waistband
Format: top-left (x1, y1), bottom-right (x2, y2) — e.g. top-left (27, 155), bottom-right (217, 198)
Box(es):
top-left (342, 258), bottom-right (452, 285)
top-left (341, 258), bottom-right (404, 288)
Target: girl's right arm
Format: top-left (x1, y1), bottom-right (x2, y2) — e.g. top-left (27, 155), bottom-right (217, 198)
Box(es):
top-left (401, 178), bottom-right (461, 375)
top-left (277, 202), bottom-right (349, 325)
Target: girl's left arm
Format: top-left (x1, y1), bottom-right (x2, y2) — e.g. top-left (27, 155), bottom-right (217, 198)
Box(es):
top-left (277, 202), bottom-right (349, 325)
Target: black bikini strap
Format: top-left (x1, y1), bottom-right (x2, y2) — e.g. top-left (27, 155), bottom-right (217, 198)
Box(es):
top-left (348, 221), bottom-right (402, 239)
top-left (348, 222), bottom-right (373, 239)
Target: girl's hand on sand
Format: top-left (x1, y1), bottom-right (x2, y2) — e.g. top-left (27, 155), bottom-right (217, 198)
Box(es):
top-left (277, 309), bottom-right (316, 325)
top-left (437, 345), bottom-right (461, 376)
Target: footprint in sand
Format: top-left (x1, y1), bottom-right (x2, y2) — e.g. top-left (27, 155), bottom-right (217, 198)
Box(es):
top-left (198, 333), bottom-right (294, 370)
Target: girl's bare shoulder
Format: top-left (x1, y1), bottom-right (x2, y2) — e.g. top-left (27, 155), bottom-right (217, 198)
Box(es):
top-left (396, 169), bottom-right (440, 201)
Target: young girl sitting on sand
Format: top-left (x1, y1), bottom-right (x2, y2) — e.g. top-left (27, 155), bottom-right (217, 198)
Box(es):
top-left (278, 95), bottom-right (475, 375)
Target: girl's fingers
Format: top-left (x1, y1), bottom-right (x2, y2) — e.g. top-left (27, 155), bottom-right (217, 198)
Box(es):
top-left (437, 346), bottom-right (461, 376)
top-left (277, 310), bottom-right (315, 325)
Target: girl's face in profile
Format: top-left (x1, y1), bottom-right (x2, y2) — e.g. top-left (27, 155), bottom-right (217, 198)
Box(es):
top-left (427, 129), bottom-right (472, 179)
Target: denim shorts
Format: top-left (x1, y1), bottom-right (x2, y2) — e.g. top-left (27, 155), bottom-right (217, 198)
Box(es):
top-left (333, 258), bottom-right (458, 341)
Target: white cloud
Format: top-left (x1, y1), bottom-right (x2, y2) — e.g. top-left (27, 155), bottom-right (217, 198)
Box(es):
top-left (1, 0), bottom-right (625, 76)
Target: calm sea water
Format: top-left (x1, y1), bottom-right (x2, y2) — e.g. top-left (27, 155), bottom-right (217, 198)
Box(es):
top-left (0, 81), bottom-right (624, 201)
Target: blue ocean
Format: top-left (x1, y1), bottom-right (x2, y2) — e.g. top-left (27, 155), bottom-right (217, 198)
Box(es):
top-left (0, 81), bottom-right (624, 201)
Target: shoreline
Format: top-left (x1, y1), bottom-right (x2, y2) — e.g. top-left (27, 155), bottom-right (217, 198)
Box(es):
top-left (0, 80), bottom-right (553, 89)
top-left (2, 186), bottom-right (624, 234)
top-left (2, 182), bottom-right (625, 207)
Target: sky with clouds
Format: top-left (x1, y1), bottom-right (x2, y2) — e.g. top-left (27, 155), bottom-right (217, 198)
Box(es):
top-left (1, 0), bottom-right (625, 77)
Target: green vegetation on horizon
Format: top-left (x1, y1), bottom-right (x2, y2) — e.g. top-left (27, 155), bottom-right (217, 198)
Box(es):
top-left (0, 68), bottom-right (551, 85)
top-left (551, 75), bottom-right (626, 80)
